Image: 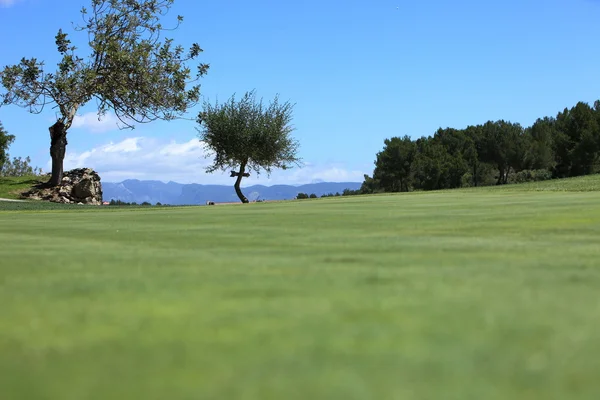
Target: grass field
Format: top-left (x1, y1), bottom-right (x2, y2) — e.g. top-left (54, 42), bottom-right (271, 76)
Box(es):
top-left (1, 175), bottom-right (600, 399)
top-left (0, 175), bottom-right (46, 200)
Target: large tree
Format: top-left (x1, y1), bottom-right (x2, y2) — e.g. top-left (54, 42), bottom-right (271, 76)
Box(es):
top-left (553, 102), bottom-right (600, 177)
top-left (0, 121), bottom-right (15, 173)
top-left (0, 0), bottom-right (208, 186)
top-left (478, 120), bottom-right (525, 185)
top-left (197, 91), bottom-right (301, 203)
top-left (372, 135), bottom-right (416, 192)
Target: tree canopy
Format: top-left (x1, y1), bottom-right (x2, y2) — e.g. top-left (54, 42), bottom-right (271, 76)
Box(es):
top-left (360, 99), bottom-right (600, 194)
top-left (0, 0), bottom-right (208, 185)
top-left (197, 90), bottom-right (301, 203)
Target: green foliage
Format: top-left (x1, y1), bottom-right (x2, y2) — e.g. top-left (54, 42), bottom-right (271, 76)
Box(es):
top-left (0, 156), bottom-right (43, 177)
top-left (553, 102), bottom-right (600, 177)
top-left (508, 169), bottom-right (553, 184)
top-left (359, 174), bottom-right (381, 194)
top-left (198, 90), bottom-right (300, 176)
top-left (296, 192), bottom-right (318, 199)
top-left (0, 0), bottom-right (208, 128)
top-left (341, 188), bottom-right (361, 196)
top-left (0, 121), bottom-right (15, 169)
top-left (109, 199), bottom-right (143, 206)
top-left (320, 192), bottom-right (341, 198)
top-left (364, 99), bottom-right (600, 194)
top-left (0, 122), bottom-right (42, 177)
top-left (372, 135), bottom-right (415, 192)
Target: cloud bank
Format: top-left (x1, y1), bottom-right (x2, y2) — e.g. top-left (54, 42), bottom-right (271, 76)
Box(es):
top-left (54, 137), bottom-right (365, 185)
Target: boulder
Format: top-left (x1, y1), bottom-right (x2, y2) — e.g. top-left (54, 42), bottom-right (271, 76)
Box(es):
top-left (21, 168), bottom-right (103, 205)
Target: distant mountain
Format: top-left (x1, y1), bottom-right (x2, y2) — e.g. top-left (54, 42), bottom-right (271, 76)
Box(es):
top-left (101, 180), bottom-right (362, 205)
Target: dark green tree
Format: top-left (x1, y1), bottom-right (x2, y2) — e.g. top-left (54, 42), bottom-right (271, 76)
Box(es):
top-left (0, 0), bottom-right (208, 186)
top-left (359, 174), bottom-right (380, 194)
top-left (372, 136), bottom-right (416, 192)
top-left (523, 117), bottom-right (555, 171)
top-left (197, 91), bottom-right (301, 203)
top-left (553, 102), bottom-right (600, 177)
top-left (432, 127), bottom-right (477, 188)
top-left (0, 121), bottom-right (15, 173)
top-left (411, 137), bottom-right (451, 190)
top-left (478, 120), bottom-right (524, 184)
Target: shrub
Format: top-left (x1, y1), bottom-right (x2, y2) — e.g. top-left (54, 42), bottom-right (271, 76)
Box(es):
top-left (1, 156), bottom-right (43, 177)
top-left (509, 169), bottom-right (553, 184)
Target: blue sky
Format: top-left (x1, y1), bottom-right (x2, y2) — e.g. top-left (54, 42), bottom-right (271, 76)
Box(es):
top-left (1, 0), bottom-right (599, 185)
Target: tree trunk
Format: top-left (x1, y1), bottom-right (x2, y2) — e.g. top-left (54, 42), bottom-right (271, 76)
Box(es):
top-left (233, 161), bottom-right (249, 203)
top-left (496, 165), bottom-right (504, 185)
top-left (48, 121), bottom-right (68, 187)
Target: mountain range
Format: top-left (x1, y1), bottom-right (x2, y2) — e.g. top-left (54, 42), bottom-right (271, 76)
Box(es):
top-left (101, 179), bottom-right (362, 205)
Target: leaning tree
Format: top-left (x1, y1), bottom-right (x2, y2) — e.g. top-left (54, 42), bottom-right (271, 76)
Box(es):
top-left (197, 90), bottom-right (301, 203)
top-left (0, 0), bottom-right (208, 186)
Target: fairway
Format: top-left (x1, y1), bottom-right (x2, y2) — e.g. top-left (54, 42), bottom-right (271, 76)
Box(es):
top-left (1, 177), bottom-right (600, 399)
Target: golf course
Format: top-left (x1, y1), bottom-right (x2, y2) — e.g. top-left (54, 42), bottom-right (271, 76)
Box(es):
top-left (1, 175), bottom-right (600, 399)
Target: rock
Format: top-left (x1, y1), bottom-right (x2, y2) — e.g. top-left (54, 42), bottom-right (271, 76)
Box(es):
top-left (21, 168), bottom-right (103, 205)
top-left (73, 178), bottom-right (97, 199)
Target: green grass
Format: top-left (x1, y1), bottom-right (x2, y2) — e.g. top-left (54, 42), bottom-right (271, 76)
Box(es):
top-left (0, 175), bottom-right (46, 199)
top-left (1, 175), bottom-right (600, 399)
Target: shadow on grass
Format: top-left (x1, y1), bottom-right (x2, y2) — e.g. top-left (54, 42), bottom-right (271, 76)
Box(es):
top-left (0, 177), bottom-right (46, 186)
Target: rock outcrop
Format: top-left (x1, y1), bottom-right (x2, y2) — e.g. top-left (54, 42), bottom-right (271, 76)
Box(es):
top-left (21, 168), bottom-right (103, 205)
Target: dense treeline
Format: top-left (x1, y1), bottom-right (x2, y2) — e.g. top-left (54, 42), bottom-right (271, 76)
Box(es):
top-left (359, 100), bottom-right (600, 193)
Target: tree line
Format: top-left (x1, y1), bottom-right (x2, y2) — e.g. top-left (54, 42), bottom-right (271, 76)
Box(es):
top-left (358, 100), bottom-right (600, 194)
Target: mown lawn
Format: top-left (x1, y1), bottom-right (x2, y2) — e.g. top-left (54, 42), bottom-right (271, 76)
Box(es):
top-left (1, 176), bottom-right (600, 399)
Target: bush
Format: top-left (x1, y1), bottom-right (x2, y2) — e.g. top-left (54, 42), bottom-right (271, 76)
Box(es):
top-left (509, 169), bottom-right (553, 184)
top-left (296, 192), bottom-right (309, 199)
top-left (309, 193), bottom-right (317, 199)
top-left (0, 156), bottom-right (43, 177)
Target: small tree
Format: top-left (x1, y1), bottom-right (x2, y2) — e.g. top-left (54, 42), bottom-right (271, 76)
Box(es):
top-left (0, 121), bottom-right (15, 172)
top-left (198, 91), bottom-right (301, 203)
top-left (0, 0), bottom-right (208, 186)
top-left (1, 156), bottom-right (43, 177)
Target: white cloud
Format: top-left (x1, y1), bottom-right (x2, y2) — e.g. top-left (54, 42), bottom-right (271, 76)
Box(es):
top-left (71, 112), bottom-right (122, 133)
top-left (53, 136), bottom-right (366, 185)
top-left (0, 0), bottom-right (20, 7)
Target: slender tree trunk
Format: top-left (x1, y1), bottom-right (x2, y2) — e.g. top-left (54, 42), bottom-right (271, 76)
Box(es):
top-left (496, 165), bottom-right (505, 185)
top-left (49, 121), bottom-right (68, 187)
top-left (234, 161), bottom-right (249, 203)
top-left (503, 167), bottom-right (511, 184)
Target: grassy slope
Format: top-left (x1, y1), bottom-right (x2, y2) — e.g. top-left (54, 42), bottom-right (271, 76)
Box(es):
top-left (1, 175), bottom-right (600, 399)
top-left (0, 175), bottom-right (45, 199)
